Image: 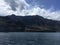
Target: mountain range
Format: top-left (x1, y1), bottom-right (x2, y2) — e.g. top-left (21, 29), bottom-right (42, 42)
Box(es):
top-left (0, 14), bottom-right (60, 32)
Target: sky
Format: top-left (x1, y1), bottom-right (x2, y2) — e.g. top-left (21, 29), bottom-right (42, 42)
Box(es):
top-left (0, 0), bottom-right (60, 20)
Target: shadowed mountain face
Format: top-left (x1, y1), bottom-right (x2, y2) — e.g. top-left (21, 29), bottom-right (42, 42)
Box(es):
top-left (0, 14), bottom-right (60, 32)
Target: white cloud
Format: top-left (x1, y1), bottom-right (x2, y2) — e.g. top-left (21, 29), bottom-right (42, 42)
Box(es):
top-left (0, 0), bottom-right (15, 15)
top-left (0, 0), bottom-right (60, 20)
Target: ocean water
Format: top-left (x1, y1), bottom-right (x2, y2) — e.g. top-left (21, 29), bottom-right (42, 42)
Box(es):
top-left (0, 32), bottom-right (60, 45)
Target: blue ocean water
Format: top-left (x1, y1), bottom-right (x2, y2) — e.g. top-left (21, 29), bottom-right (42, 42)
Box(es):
top-left (0, 32), bottom-right (60, 45)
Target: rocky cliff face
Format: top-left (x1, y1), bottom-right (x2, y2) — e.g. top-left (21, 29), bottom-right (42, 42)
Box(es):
top-left (0, 14), bottom-right (60, 32)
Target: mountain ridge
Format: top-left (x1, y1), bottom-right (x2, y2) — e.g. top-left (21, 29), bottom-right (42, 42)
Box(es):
top-left (0, 14), bottom-right (60, 32)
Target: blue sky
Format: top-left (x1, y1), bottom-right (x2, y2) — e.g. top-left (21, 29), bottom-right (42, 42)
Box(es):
top-left (26, 0), bottom-right (60, 11)
top-left (0, 0), bottom-right (60, 20)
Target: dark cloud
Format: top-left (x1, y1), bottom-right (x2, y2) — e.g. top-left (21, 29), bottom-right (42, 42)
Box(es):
top-left (4, 0), bottom-right (18, 11)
